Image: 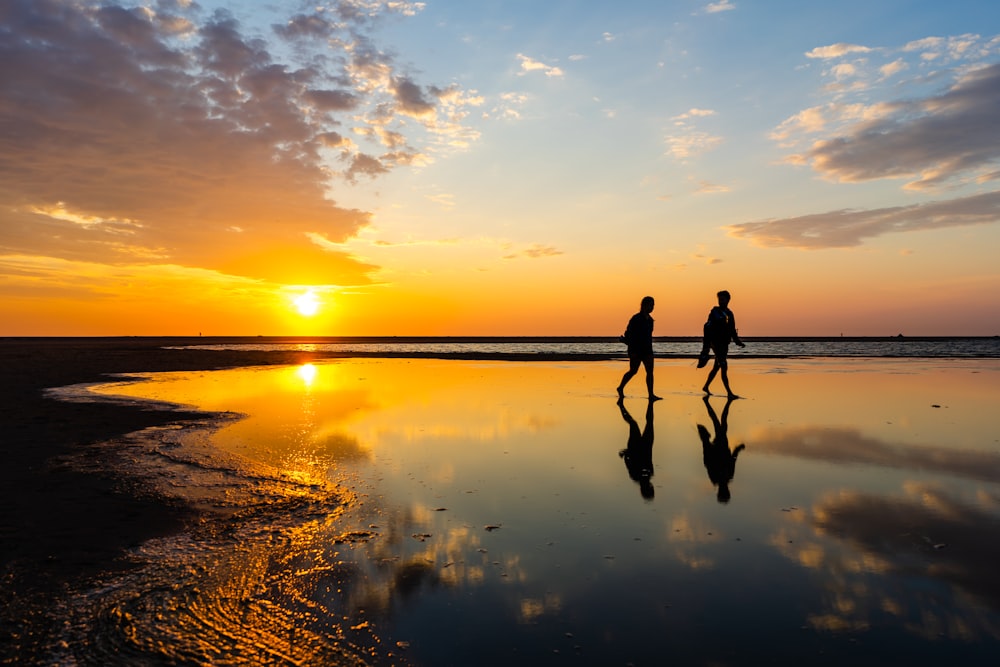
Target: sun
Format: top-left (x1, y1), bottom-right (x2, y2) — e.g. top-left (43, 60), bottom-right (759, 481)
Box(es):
top-left (293, 290), bottom-right (320, 317)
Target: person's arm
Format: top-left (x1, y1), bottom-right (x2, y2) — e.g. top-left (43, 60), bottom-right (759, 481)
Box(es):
top-left (730, 311), bottom-right (745, 347)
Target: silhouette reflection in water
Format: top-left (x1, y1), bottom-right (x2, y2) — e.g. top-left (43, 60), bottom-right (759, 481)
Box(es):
top-left (617, 397), bottom-right (656, 501)
top-left (697, 395), bottom-right (745, 504)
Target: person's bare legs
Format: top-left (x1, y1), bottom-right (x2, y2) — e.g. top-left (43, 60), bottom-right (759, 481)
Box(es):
top-left (618, 356), bottom-right (642, 398)
top-left (642, 355), bottom-right (661, 400)
top-left (702, 360), bottom-right (719, 394)
top-left (701, 355), bottom-right (719, 394)
top-left (719, 365), bottom-right (738, 399)
top-left (703, 348), bottom-right (736, 397)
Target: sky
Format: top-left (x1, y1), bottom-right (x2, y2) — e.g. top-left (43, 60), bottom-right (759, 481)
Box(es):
top-left (2, 0), bottom-right (1000, 336)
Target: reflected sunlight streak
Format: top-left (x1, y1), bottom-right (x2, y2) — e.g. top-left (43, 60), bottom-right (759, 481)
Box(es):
top-left (297, 363), bottom-right (318, 387)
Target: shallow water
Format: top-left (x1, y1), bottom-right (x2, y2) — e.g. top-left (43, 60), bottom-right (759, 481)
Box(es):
top-left (63, 358), bottom-right (1000, 665)
top-left (168, 336), bottom-right (1000, 358)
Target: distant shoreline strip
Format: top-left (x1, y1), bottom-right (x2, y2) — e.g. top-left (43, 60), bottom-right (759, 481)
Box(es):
top-left (4, 336), bottom-right (998, 360)
top-left (6, 335), bottom-right (998, 343)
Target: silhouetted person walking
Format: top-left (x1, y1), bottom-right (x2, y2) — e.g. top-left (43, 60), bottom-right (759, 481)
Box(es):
top-left (699, 290), bottom-right (745, 398)
top-left (698, 395), bottom-right (745, 503)
top-left (618, 397), bottom-right (655, 501)
top-left (617, 296), bottom-right (661, 400)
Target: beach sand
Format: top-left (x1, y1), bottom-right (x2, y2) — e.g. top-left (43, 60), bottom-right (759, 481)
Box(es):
top-left (0, 338), bottom-right (326, 663)
top-left (3, 339), bottom-right (999, 665)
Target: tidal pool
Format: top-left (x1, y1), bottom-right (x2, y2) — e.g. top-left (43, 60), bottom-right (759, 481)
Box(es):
top-left (78, 358), bottom-right (1000, 665)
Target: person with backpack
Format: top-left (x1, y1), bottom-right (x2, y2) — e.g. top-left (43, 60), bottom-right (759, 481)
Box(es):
top-left (697, 395), bottom-right (745, 503)
top-left (699, 290), bottom-right (745, 398)
top-left (616, 295), bottom-right (662, 400)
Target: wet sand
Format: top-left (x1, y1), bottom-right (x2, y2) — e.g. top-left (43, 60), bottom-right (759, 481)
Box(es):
top-left (0, 338), bottom-right (339, 663)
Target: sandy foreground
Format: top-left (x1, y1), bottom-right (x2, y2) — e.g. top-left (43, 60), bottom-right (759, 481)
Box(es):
top-left (3, 338), bottom-right (999, 665)
top-left (0, 338), bottom-right (349, 663)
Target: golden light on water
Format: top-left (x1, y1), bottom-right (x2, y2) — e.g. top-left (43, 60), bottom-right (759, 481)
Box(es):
top-left (297, 363), bottom-right (317, 387)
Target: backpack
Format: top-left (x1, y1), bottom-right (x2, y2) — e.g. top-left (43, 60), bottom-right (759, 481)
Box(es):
top-left (704, 307), bottom-right (730, 341)
top-left (620, 325), bottom-right (633, 346)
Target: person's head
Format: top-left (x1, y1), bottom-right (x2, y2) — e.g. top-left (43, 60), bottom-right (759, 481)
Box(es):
top-left (717, 483), bottom-right (731, 504)
top-left (716, 290), bottom-right (731, 306)
top-left (640, 296), bottom-right (655, 313)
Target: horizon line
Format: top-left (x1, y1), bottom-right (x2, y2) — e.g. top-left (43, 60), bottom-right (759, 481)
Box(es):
top-left (3, 334), bottom-right (998, 342)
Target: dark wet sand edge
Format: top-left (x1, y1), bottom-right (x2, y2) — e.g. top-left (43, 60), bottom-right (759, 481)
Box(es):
top-left (0, 338), bottom-right (363, 663)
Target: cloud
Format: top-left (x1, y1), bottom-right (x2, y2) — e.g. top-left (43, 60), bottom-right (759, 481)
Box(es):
top-left (778, 32), bottom-right (1000, 192)
top-left (770, 106), bottom-right (827, 140)
top-left (344, 153), bottom-right (391, 182)
top-left (770, 102), bottom-right (894, 145)
top-left (693, 180), bottom-right (730, 195)
top-left (903, 36), bottom-right (944, 53)
top-left (903, 34), bottom-right (984, 62)
top-left (804, 64), bottom-right (1000, 190)
top-left (517, 53), bottom-right (564, 78)
top-left (691, 253), bottom-right (722, 265)
top-left (811, 485), bottom-right (1000, 610)
top-left (0, 0), bottom-right (476, 285)
top-left (879, 58), bottom-right (908, 79)
top-left (666, 108), bottom-right (721, 159)
top-left (829, 62), bottom-right (858, 80)
top-left (28, 203), bottom-right (141, 232)
top-left (665, 131), bottom-right (723, 159)
top-left (425, 193), bottom-right (456, 208)
top-left (751, 424), bottom-right (1000, 483)
top-left (672, 108), bottom-right (716, 121)
top-left (302, 88), bottom-right (361, 112)
top-left (392, 76), bottom-right (437, 117)
top-left (489, 92), bottom-right (529, 120)
top-left (805, 43), bottom-right (873, 60)
top-left (704, 0), bottom-right (736, 14)
top-left (727, 189), bottom-right (1000, 249)
top-left (767, 482), bottom-right (1000, 639)
top-left (503, 244), bottom-right (563, 260)
top-left (757, 35), bottom-right (1000, 250)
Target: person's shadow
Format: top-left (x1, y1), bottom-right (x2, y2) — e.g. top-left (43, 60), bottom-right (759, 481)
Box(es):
top-left (618, 398), bottom-right (655, 501)
top-left (698, 395), bottom-right (745, 504)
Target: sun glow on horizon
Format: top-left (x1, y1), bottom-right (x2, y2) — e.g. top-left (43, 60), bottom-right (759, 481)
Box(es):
top-left (293, 290), bottom-right (320, 317)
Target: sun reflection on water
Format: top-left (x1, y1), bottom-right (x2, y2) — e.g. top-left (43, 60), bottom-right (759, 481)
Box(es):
top-left (297, 362), bottom-right (318, 387)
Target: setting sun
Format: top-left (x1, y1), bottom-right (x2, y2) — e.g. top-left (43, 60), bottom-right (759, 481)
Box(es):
top-left (293, 291), bottom-right (320, 317)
